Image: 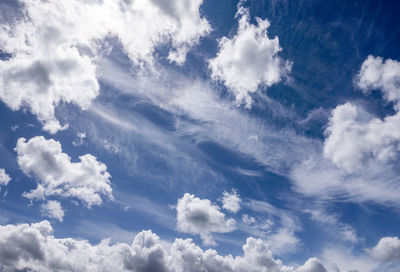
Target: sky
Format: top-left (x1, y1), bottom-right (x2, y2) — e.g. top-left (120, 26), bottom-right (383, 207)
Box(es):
top-left (0, 0), bottom-right (400, 271)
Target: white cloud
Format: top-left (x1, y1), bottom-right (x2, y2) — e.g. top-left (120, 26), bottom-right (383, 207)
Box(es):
top-left (15, 136), bottom-right (113, 207)
top-left (0, 0), bottom-right (210, 133)
top-left (370, 237), bottom-right (400, 262)
top-left (176, 193), bottom-right (236, 246)
top-left (208, 2), bottom-right (291, 107)
top-left (297, 257), bottom-right (327, 272)
top-left (323, 102), bottom-right (400, 173)
top-left (242, 214), bottom-right (256, 225)
top-left (72, 132), bottom-right (86, 147)
top-left (40, 200), bottom-right (64, 222)
top-left (355, 55), bottom-right (400, 106)
top-left (222, 190), bottom-right (241, 213)
top-left (0, 220), bottom-right (330, 272)
top-left (0, 168), bottom-right (11, 187)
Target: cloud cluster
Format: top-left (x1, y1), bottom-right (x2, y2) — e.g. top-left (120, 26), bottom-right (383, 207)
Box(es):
top-left (0, 220), bottom-right (328, 272)
top-left (176, 193), bottom-right (236, 245)
top-left (0, 168), bottom-right (11, 187)
top-left (221, 190), bottom-right (241, 213)
top-left (324, 56), bottom-right (400, 173)
top-left (292, 56), bottom-right (400, 205)
top-left (0, 0), bottom-right (210, 133)
top-left (209, 2), bottom-right (291, 107)
top-left (15, 136), bottom-right (113, 207)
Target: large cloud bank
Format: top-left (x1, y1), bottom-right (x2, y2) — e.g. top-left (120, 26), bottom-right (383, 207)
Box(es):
top-left (0, 220), bottom-right (329, 272)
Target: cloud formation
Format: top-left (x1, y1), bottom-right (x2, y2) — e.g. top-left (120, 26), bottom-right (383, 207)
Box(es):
top-left (370, 237), bottom-right (400, 262)
top-left (0, 220), bottom-right (329, 272)
top-left (222, 190), bottom-right (241, 213)
top-left (209, 2), bottom-right (291, 107)
top-left (355, 55), bottom-right (400, 106)
top-left (0, 168), bottom-right (11, 187)
top-left (176, 193), bottom-right (236, 245)
top-left (40, 200), bottom-right (64, 222)
top-left (292, 56), bottom-right (400, 206)
top-left (324, 56), bottom-right (400, 173)
top-left (15, 136), bottom-right (113, 207)
top-left (0, 0), bottom-right (210, 133)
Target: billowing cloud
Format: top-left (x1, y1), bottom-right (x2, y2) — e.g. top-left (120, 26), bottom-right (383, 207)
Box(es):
top-left (355, 55), bottom-right (400, 106)
top-left (40, 200), bottom-right (64, 222)
top-left (0, 168), bottom-right (11, 187)
top-left (0, 220), bottom-right (329, 272)
top-left (176, 193), bottom-right (236, 245)
top-left (370, 237), bottom-right (400, 262)
top-left (15, 136), bottom-right (113, 207)
top-left (297, 258), bottom-right (327, 272)
top-left (323, 102), bottom-right (400, 173)
top-left (222, 190), bottom-right (241, 213)
top-left (0, 0), bottom-right (210, 133)
top-left (208, 1), bottom-right (291, 107)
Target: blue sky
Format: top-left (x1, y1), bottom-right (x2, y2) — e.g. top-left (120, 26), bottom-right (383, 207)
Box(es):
top-left (1, 0), bottom-right (400, 271)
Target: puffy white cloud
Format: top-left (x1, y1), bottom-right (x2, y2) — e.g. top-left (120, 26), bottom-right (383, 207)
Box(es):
top-left (222, 190), bottom-right (241, 213)
top-left (296, 258), bottom-right (327, 272)
top-left (355, 55), bottom-right (400, 106)
top-left (0, 220), bottom-right (328, 272)
top-left (208, 2), bottom-right (291, 107)
top-left (0, 168), bottom-right (11, 187)
top-left (40, 200), bottom-right (64, 222)
top-left (0, 0), bottom-right (210, 133)
top-left (176, 193), bottom-right (236, 246)
top-left (15, 136), bottom-right (113, 207)
top-left (324, 102), bottom-right (400, 173)
top-left (370, 237), bottom-right (400, 262)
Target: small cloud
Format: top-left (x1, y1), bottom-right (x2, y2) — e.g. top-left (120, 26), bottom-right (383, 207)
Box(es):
top-left (40, 200), bottom-right (64, 222)
top-left (221, 189), bottom-right (241, 213)
top-left (176, 193), bottom-right (236, 246)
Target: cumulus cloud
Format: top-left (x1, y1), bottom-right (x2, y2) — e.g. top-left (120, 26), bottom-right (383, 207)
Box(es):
top-left (370, 237), bottom-right (400, 262)
top-left (208, 1), bottom-right (291, 107)
top-left (222, 190), bottom-right (241, 213)
top-left (0, 168), bottom-right (11, 187)
top-left (176, 193), bottom-right (236, 246)
top-left (15, 136), bottom-right (113, 207)
top-left (355, 55), bottom-right (400, 106)
top-left (40, 200), bottom-right (64, 222)
top-left (0, 0), bottom-right (210, 133)
top-left (323, 102), bottom-right (400, 173)
top-left (297, 258), bottom-right (327, 272)
top-left (0, 220), bottom-right (329, 272)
